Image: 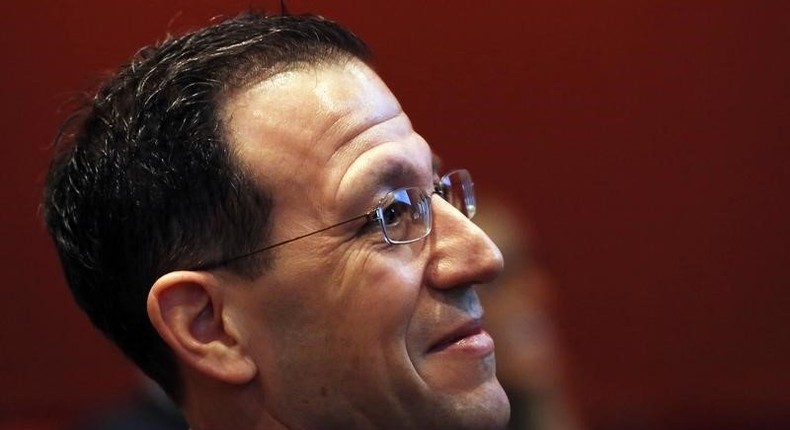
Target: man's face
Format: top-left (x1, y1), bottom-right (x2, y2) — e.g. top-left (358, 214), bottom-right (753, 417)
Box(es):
top-left (221, 59), bottom-right (508, 429)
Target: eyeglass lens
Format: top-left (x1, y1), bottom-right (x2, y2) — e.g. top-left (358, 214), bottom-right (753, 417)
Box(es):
top-left (439, 169), bottom-right (476, 219)
top-left (377, 169), bottom-right (474, 244)
top-left (378, 187), bottom-right (432, 244)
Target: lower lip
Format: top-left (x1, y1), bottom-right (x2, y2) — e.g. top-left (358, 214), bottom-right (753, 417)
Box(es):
top-left (433, 330), bottom-right (495, 358)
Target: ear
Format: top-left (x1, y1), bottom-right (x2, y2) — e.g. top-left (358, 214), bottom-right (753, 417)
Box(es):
top-left (147, 271), bottom-right (257, 385)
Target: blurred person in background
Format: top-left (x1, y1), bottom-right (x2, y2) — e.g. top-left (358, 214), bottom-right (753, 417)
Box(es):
top-left (476, 199), bottom-right (584, 430)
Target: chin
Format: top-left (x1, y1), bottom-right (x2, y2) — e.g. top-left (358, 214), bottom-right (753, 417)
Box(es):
top-left (467, 378), bottom-right (511, 430)
top-left (427, 378), bottom-right (511, 430)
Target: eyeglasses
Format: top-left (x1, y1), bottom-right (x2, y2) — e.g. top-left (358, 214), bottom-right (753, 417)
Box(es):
top-left (196, 169), bottom-right (475, 270)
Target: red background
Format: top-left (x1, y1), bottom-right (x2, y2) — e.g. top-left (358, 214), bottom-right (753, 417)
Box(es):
top-left (1, 1), bottom-right (788, 429)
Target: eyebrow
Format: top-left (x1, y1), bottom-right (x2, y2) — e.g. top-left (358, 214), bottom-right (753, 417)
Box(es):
top-left (374, 161), bottom-right (420, 189)
top-left (346, 149), bottom-right (439, 214)
top-left (371, 153), bottom-right (441, 189)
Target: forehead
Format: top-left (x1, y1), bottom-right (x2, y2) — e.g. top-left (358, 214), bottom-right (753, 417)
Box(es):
top-left (224, 59), bottom-right (401, 158)
top-left (222, 59), bottom-right (433, 206)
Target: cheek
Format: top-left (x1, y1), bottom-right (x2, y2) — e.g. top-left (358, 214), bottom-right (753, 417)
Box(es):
top-left (329, 248), bottom-right (424, 343)
top-left (259, 248), bottom-right (428, 410)
top-left (263, 247), bottom-right (425, 365)
top-left (324, 249), bottom-right (426, 375)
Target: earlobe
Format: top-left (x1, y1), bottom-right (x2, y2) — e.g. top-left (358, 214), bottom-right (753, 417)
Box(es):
top-left (148, 271), bottom-right (257, 385)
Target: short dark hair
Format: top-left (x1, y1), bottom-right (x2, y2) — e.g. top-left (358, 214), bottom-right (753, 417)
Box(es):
top-left (42, 12), bottom-right (370, 402)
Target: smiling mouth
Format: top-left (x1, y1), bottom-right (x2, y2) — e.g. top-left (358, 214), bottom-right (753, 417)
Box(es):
top-left (427, 320), bottom-right (495, 356)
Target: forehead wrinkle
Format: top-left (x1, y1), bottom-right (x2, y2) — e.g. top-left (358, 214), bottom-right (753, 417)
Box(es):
top-left (314, 109), bottom-right (408, 201)
top-left (328, 109), bottom-right (406, 156)
top-left (311, 60), bottom-right (403, 152)
top-left (327, 115), bottom-right (430, 203)
top-left (331, 137), bottom-right (434, 210)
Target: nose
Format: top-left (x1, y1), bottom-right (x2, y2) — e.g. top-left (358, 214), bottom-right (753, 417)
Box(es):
top-left (424, 196), bottom-right (505, 290)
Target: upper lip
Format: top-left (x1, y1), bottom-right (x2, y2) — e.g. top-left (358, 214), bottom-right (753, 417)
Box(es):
top-left (427, 318), bottom-right (484, 353)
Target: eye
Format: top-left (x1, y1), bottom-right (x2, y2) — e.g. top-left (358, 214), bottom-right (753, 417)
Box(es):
top-left (380, 199), bottom-right (409, 227)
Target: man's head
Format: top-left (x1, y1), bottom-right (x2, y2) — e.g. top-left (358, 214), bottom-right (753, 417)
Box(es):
top-left (44, 12), bottom-right (508, 429)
